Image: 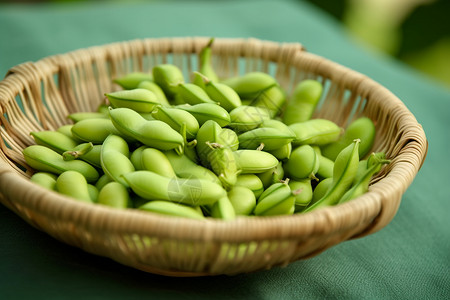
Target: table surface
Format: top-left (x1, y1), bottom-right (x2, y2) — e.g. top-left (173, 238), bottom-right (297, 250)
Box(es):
top-left (1, 0), bottom-right (449, 299)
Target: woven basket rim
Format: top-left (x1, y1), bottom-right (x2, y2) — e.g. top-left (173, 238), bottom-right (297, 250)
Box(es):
top-left (0, 37), bottom-right (428, 245)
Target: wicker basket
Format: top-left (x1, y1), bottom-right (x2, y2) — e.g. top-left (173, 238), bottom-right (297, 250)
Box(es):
top-left (0, 37), bottom-right (427, 276)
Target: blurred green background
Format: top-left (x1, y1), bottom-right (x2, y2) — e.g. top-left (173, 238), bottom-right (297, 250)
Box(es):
top-left (1, 0), bottom-right (449, 87)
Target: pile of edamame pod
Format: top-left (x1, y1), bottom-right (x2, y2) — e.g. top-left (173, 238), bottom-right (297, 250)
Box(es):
top-left (23, 39), bottom-right (390, 220)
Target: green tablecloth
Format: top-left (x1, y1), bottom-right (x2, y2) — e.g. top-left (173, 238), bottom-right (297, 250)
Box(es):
top-left (0, 0), bottom-right (449, 299)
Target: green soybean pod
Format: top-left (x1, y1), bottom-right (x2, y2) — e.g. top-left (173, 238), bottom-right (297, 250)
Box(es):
top-left (165, 150), bottom-right (220, 184)
top-left (152, 64), bottom-right (185, 99)
top-left (30, 131), bottom-right (78, 154)
top-left (283, 145), bottom-right (319, 180)
top-left (23, 145), bottom-right (99, 182)
top-left (254, 182), bottom-right (295, 216)
top-left (220, 128), bottom-right (239, 151)
top-left (122, 170), bottom-right (226, 206)
top-left (68, 112), bottom-right (109, 123)
top-left (30, 172), bottom-right (57, 190)
top-left (221, 72), bottom-right (278, 100)
top-left (234, 150), bottom-right (279, 174)
top-left (250, 85), bottom-right (286, 118)
top-left (207, 144), bottom-right (238, 190)
top-left (316, 153), bottom-right (334, 179)
top-left (95, 174), bottom-right (112, 191)
top-left (211, 196), bottom-right (236, 220)
top-left (105, 88), bottom-right (161, 113)
top-left (257, 161), bottom-right (284, 189)
top-left (200, 74), bottom-right (242, 112)
top-left (57, 125), bottom-right (83, 143)
top-left (289, 119), bottom-right (342, 146)
top-left (176, 82), bottom-right (216, 105)
top-left (98, 181), bottom-right (131, 209)
top-left (238, 127), bottom-right (296, 151)
top-left (192, 38), bottom-right (219, 88)
top-left (55, 170), bottom-right (92, 203)
top-left (62, 143), bottom-right (102, 168)
top-left (137, 80), bottom-right (170, 106)
top-left (289, 179), bottom-right (313, 212)
top-left (304, 139), bottom-right (360, 212)
top-left (235, 174), bottom-right (264, 199)
top-left (141, 148), bottom-right (176, 178)
top-left (151, 106), bottom-right (199, 140)
top-left (227, 186), bottom-right (257, 216)
top-left (71, 118), bottom-right (123, 144)
top-left (139, 201), bottom-right (205, 220)
top-left (321, 117), bottom-right (376, 160)
top-left (311, 177), bottom-right (333, 204)
top-left (195, 120), bottom-right (224, 168)
top-left (109, 107), bottom-right (184, 153)
top-left (339, 152), bottom-right (390, 204)
top-left (283, 79), bottom-right (323, 125)
top-left (177, 103), bottom-right (230, 127)
top-left (228, 105), bottom-right (271, 132)
top-left (130, 145), bottom-right (147, 170)
top-left (268, 142), bottom-right (292, 161)
top-left (100, 134), bottom-right (135, 187)
top-left (87, 184), bottom-right (99, 203)
top-left (113, 72), bottom-right (154, 90)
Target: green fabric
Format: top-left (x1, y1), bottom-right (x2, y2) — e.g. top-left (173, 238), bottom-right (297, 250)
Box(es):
top-left (0, 0), bottom-right (449, 299)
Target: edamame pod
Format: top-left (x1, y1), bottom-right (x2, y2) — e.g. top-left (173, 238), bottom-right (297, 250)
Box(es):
top-left (113, 72), bottom-right (154, 90)
top-left (233, 150), bottom-right (279, 174)
top-left (165, 150), bottom-right (220, 184)
top-left (254, 182), bottom-right (295, 216)
top-left (176, 82), bottom-right (216, 105)
top-left (30, 131), bottom-right (78, 154)
top-left (199, 73), bottom-right (242, 112)
top-left (221, 72), bottom-right (278, 100)
top-left (195, 120), bottom-right (225, 168)
top-left (338, 152), bottom-right (390, 204)
top-left (122, 170), bottom-right (226, 206)
top-left (228, 105), bottom-right (271, 132)
top-left (62, 142), bottom-right (103, 168)
top-left (207, 143), bottom-right (239, 190)
top-left (109, 107), bottom-right (184, 153)
top-left (211, 196), bottom-right (236, 220)
top-left (312, 177), bottom-right (333, 204)
top-left (137, 80), bottom-right (170, 106)
top-left (192, 38), bottom-right (219, 88)
top-left (289, 119), bottom-right (342, 146)
top-left (30, 172), bottom-right (57, 190)
top-left (220, 128), bottom-right (239, 151)
top-left (68, 112), bottom-right (109, 123)
top-left (177, 103), bottom-right (230, 127)
top-left (57, 125), bottom-right (82, 142)
top-left (87, 184), bottom-right (99, 203)
top-left (321, 117), bottom-right (376, 160)
top-left (152, 64), bottom-right (185, 99)
top-left (238, 127), bottom-right (295, 151)
top-left (283, 145), bottom-right (319, 180)
top-left (250, 85), bottom-right (286, 118)
top-left (227, 186), bottom-right (256, 216)
top-left (98, 182), bottom-right (131, 208)
top-left (235, 174), bottom-right (264, 198)
top-left (268, 142), bottom-right (292, 161)
top-left (105, 89), bottom-right (161, 112)
top-left (100, 134), bottom-right (135, 187)
top-left (257, 161), bottom-right (284, 189)
top-left (141, 148), bottom-right (176, 178)
top-left (151, 106), bottom-right (199, 140)
top-left (288, 179), bottom-right (313, 212)
top-left (55, 170), bottom-right (92, 202)
top-left (23, 145), bottom-right (99, 182)
top-left (71, 118), bottom-right (123, 144)
top-left (139, 200), bottom-right (205, 220)
top-left (316, 153), bottom-right (334, 179)
top-left (94, 174), bottom-right (112, 191)
top-left (304, 139), bottom-right (360, 212)
top-left (283, 79), bottom-right (323, 124)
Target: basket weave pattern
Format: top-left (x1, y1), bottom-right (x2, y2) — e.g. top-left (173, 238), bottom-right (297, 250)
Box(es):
top-left (0, 38), bottom-right (427, 276)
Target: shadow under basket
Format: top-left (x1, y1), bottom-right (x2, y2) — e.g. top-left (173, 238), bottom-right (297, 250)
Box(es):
top-left (0, 37), bottom-right (428, 277)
